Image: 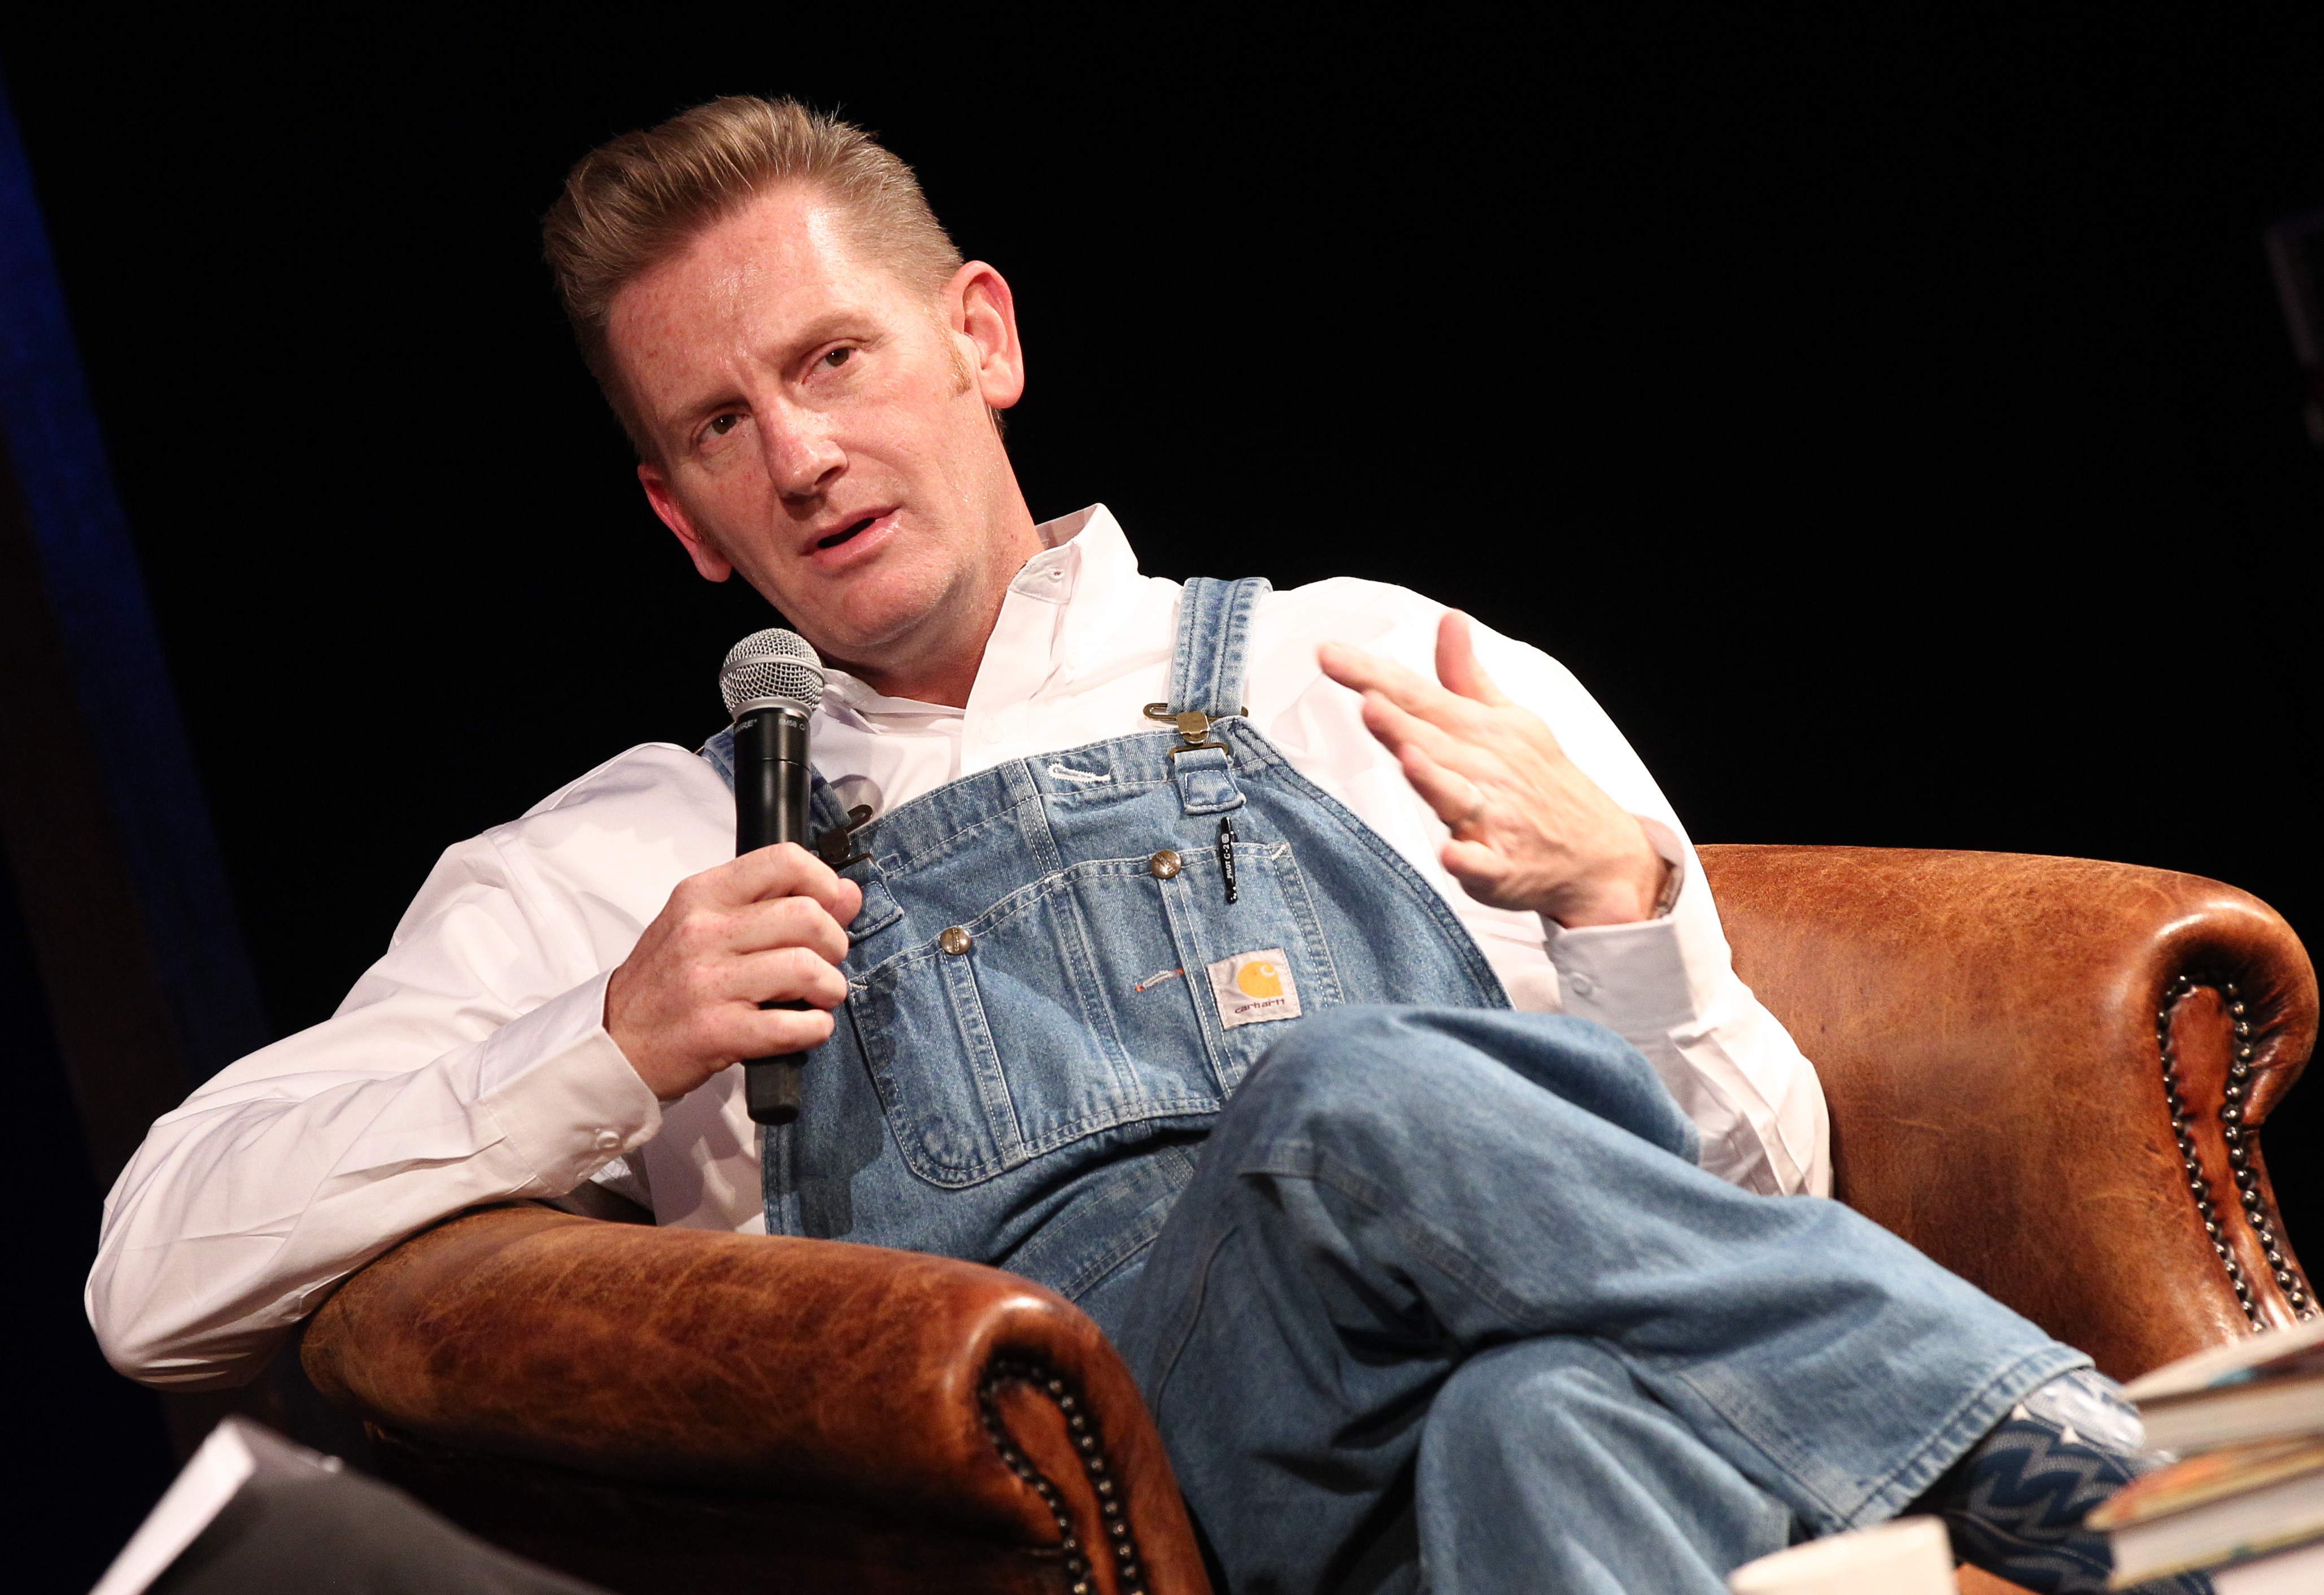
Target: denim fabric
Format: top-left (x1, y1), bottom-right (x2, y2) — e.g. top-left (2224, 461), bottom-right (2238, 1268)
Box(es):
top-left (703, 578), bottom-right (1509, 1329)
top-left (704, 581), bottom-right (2077, 1590)
top-left (1113, 1007), bottom-right (2079, 1593)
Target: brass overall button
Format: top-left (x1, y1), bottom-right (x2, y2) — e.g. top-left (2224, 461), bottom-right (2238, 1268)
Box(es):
top-left (939, 926), bottom-right (973, 955)
top-left (1149, 849), bottom-right (1183, 879)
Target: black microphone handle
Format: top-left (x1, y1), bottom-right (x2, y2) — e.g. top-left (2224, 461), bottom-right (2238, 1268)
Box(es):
top-left (733, 705), bottom-right (814, 1126)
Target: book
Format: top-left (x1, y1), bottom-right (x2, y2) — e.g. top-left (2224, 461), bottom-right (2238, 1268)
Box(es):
top-left (2135, 1370), bottom-right (2324, 1454)
top-left (2094, 1326), bottom-right (2324, 1584)
top-left (2215, 1537), bottom-right (2324, 1594)
top-left (2124, 1317), bottom-right (2324, 1454)
top-left (2088, 1437), bottom-right (2324, 1583)
top-left (2123, 1314), bottom-right (2324, 1405)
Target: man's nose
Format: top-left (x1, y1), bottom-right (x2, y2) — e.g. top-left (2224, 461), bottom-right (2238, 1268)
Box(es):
top-left (760, 407), bottom-right (844, 500)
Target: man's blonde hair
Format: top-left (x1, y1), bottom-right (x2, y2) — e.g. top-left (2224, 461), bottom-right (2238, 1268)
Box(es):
top-left (542, 96), bottom-right (965, 456)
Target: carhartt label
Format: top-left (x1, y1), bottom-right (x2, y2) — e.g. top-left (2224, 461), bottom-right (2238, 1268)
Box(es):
top-left (1207, 948), bottom-right (1301, 1030)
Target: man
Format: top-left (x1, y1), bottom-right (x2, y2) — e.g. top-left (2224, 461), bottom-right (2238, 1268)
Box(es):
top-left (90, 98), bottom-right (2201, 1593)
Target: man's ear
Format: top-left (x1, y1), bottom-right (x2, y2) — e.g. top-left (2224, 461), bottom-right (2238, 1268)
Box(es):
top-left (638, 462), bottom-right (734, 582)
top-left (947, 260), bottom-right (1026, 411)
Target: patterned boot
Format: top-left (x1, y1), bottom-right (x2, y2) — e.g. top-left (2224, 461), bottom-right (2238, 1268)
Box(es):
top-left (1919, 1368), bottom-right (2213, 1594)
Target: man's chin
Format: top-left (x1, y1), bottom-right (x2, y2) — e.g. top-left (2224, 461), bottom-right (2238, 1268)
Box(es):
top-left (785, 589), bottom-right (958, 677)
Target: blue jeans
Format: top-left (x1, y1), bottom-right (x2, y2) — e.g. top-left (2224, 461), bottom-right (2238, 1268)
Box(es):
top-left (1114, 1006), bottom-right (2085, 1593)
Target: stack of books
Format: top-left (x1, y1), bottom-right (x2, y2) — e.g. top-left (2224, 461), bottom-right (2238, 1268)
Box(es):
top-left (2091, 1317), bottom-right (2324, 1591)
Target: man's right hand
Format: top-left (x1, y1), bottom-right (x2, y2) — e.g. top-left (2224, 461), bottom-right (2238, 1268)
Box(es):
top-left (604, 843), bottom-right (865, 1101)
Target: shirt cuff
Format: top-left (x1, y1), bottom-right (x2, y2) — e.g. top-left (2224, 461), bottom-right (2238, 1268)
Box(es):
top-left (1539, 817), bottom-right (1698, 1034)
top-left (470, 969), bottom-right (662, 1195)
top-left (1533, 817), bottom-right (1689, 936)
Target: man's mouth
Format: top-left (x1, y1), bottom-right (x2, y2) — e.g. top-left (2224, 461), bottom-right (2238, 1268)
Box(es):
top-left (801, 508), bottom-right (899, 566)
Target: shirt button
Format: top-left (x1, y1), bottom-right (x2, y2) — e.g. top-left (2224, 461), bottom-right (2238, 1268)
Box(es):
top-left (1150, 850), bottom-right (1182, 879)
top-left (1567, 973), bottom-right (1596, 998)
top-left (940, 926), bottom-right (973, 955)
top-left (593, 1128), bottom-right (621, 1151)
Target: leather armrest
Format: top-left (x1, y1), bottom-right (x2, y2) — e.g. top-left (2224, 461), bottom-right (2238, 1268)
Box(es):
top-left (302, 1204), bottom-right (1206, 1595)
top-left (1701, 845), bottom-right (2319, 1379)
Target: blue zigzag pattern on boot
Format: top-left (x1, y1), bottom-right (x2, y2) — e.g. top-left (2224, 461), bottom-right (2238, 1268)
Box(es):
top-left (1926, 1369), bottom-right (2213, 1595)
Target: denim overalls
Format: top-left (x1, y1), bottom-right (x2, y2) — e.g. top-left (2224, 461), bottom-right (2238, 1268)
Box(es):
top-left (704, 577), bottom-right (1509, 1335)
top-left (700, 581), bottom-right (2082, 1589)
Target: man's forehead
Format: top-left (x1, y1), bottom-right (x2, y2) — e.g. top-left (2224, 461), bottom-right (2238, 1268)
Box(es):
top-left (608, 187), bottom-right (915, 424)
top-left (620, 189), bottom-right (884, 334)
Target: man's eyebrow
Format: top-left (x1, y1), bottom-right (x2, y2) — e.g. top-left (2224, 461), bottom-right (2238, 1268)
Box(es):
top-left (746, 308), bottom-right (883, 383)
top-left (662, 311), bottom-right (878, 434)
top-left (778, 311), bottom-right (871, 358)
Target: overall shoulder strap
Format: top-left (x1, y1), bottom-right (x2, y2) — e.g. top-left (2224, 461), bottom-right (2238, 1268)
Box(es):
top-left (1167, 576), bottom-right (1272, 719)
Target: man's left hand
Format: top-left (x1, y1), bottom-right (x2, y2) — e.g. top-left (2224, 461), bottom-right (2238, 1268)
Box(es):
top-left (1318, 612), bottom-right (1668, 929)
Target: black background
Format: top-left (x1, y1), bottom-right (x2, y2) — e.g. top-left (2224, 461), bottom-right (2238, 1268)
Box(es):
top-left (5, 17), bottom-right (2321, 1590)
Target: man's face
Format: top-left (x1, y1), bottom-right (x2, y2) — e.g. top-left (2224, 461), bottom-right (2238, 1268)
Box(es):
top-left (612, 186), bottom-right (1035, 691)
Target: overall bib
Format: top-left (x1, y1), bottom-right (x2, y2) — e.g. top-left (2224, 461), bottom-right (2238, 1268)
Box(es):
top-left (703, 576), bottom-right (1510, 1337)
top-left (700, 580), bottom-right (2079, 1590)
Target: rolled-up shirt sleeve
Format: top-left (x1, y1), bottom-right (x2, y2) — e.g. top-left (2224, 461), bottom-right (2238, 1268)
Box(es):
top-left (1256, 582), bottom-right (1832, 1200)
top-left (1546, 820), bottom-right (1830, 1196)
top-left (1483, 630), bottom-right (1832, 1199)
top-left (88, 745), bottom-right (726, 1389)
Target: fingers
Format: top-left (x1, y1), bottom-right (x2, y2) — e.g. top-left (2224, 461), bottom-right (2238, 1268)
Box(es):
top-left (1434, 612), bottom-right (1510, 706)
top-left (1318, 616), bottom-right (1510, 725)
top-left (832, 874), bottom-right (864, 925)
top-left (1360, 687), bottom-right (1492, 781)
top-left (670, 844), bottom-right (864, 960)
top-left (611, 847), bottom-right (867, 1097)
top-left (1438, 838), bottom-right (1514, 904)
top-left (720, 841), bottom-right (855, 918)
top-left (638, 939), bottom-right (852, 1019)
top-left (656, 885), bottom-right (854, 978)
top-left (697, 947), bottom-right (850, 1060)
top-left (738, 1005), bottom-right (838, 1057)
top-left (720, 944), bottom-right (854, 1010)
top-left (1395, 740), bottom-right (1490, 833)
top-left (1317, 637), bottom-right (1420, 695)
top-left (1319, 639), bottom-right (1482, 734)
top-left (668, 998), bottom-right (840, 1074)
top-left (723, 893), bottom-right (854, 965)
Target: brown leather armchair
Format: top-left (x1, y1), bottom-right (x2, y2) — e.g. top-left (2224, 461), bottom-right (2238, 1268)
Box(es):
top-left (298, 847), bottom-right (2319, 1595)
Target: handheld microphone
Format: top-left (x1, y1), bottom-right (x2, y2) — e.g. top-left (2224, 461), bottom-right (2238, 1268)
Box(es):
top-left (718, 627), bottom-right (827, 1126)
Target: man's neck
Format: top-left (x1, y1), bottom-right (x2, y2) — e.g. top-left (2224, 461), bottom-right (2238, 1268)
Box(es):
top-left (826, 526), bottom-right (1043, 709)
top-left (835, 640), bottom-right (990, 709)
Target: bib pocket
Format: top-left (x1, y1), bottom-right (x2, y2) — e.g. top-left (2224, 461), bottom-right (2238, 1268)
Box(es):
top-left (850, 840), bottom-right (1340, 1188)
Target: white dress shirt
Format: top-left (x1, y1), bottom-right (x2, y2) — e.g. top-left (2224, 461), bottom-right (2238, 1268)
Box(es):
top-left (89, 505), bottom-right (1830, 1389)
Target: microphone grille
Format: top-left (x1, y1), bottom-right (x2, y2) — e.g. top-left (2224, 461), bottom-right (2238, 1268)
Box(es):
top-left (720, 627), bottom-right (827, 719)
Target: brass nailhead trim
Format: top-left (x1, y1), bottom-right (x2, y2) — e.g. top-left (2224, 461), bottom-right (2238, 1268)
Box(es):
top-left (2159, 975), bottom-right (2312, 1330)
top-left (977, 1357), bottom-right (1148, 1594)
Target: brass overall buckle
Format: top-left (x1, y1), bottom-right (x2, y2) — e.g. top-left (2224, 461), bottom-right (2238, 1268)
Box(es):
top-left (1144, 703), bottom-right (1229, 761)
top-left (813, 804), bottom-right (877, 869)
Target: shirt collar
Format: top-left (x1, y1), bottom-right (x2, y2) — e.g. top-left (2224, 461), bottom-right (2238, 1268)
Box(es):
top-left (816, 504), bottom-right (1145, 729)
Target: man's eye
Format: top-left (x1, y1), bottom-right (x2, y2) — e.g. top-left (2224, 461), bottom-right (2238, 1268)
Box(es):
top-left (821, 347), bottom-right (854, 370)
top-left (707, 414), bottom-right (742, 436)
